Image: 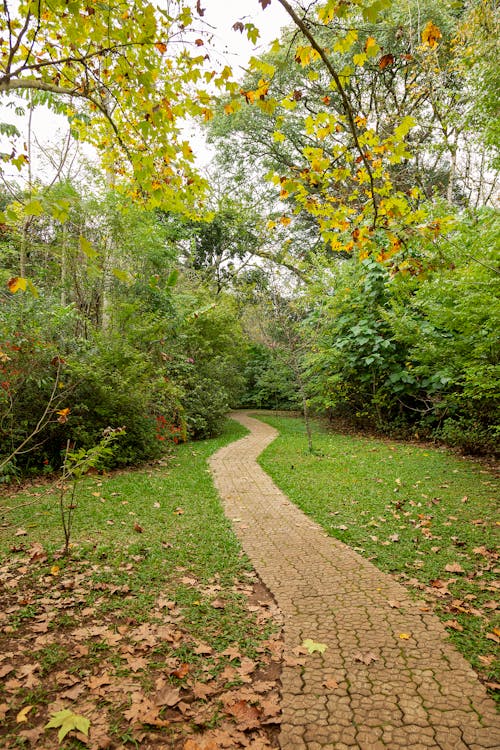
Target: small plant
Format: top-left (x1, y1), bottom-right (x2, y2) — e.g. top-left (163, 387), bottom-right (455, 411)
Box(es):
top-left (58, 427), bottom-right (125, 556)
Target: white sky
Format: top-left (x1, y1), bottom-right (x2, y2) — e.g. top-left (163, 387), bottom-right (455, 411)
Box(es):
top-left (202, 0), bottom-right (289, 71)
top-left (0, 0), bottom-right (290, 182)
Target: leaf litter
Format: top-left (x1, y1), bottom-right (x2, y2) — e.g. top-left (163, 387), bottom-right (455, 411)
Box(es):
top-left (0, 542), bottom-right (283, 749)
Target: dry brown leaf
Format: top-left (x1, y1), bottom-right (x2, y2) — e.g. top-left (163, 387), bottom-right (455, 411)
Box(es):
top-left (155, 685), bottom-right (181, 707)
top-left (322, 678), bottom-right (340, 690)
top-left (192, 681), bottom-right (217, 701)
top-left (0, 703), bottom-right (9, 721)
top-left (87, 674), bottom-right (112, 691)
top-left (445, 562), bottom-right (465, 574)
top-left (387, 600), bottom-right (401, 609)
top-left (18, 727), bottom-right (44, 745)
top-left (225, 699), bottom-right (261, 730)
top-left (0, 664), bottom-right (14, 679)
top-left (445, 620), bottom-right (464, 632)
top-left (210, 598), bottom-right (226, 609)
top-left (485, 681), bottom-right (500, 691)
top-left (353, 651), bottom-right (379, 665)
top-left (171, 662), bottom-right (190, 679)
top-left (60, 684), bottom-right (85, 700)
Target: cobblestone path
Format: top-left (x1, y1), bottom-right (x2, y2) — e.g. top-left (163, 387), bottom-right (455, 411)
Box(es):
top-left (209, 412), bottom-right (499, 750)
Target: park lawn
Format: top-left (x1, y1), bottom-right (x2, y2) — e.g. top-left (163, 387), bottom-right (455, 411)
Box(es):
top-left (256, 414), bottom-right (499, 699)
top-left (0, 419), bottom-right (282, 750)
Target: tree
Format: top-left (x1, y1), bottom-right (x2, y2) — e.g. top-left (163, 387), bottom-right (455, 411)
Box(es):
top-left (0, 0), bottom-right (238, 216)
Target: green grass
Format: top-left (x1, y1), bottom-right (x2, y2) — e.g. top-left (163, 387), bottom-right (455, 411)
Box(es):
top-left (0, 418), bottom-right (281, 748)
top-left (0, 419), bottom-right (260, 637)
top-left (256, 414), bottom-right (499, 692)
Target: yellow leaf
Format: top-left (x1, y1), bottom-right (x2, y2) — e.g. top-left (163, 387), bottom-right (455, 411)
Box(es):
top-left (399, 633), bottom-right (411, 640)
top-left (365, 36), bottom-right (379, 57)
top-left (50, 565), bottom-right (60, 576)
top-left (16, 705), bottom-right (33, 723)
top-left (294, 45), bottom-right (320, 67)
top-left (422, 21), bottom-right (442, 48)
top-left (303, 638), bottom-right (327, 654)
top-left (7, 277), bottom-right (27, 293)
top-left (353, 53), bottom-right (367, 66)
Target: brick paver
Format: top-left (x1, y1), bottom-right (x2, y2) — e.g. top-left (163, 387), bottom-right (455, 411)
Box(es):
top-left (209, 412), bottom-right (500, 750)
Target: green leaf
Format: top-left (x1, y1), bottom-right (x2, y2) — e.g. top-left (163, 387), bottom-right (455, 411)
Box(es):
top-left (24, 199), bottom-right (44, 217)
top-left (166, 268), bottom-right (179, 288)
top-left (112, 268), bottom-right (132, 283)
top-left (302, 638), bottom-right (328, 654)
top-left (79, 235), bottom-right (99, 260)
top-left (45, 709), bottom-right (90, 743)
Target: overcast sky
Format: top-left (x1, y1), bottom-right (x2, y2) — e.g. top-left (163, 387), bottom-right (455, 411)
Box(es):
top-left (202, 0), bottom-right (289, 71)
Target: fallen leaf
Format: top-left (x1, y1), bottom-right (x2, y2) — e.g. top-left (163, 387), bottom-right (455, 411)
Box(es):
top-left (16, 705), bottom-right (33, 723)
top-left (155, 685), bottom-right (181, 707)
top-left (225, 700), bottom-right (261, 730)
top-left (486, 632), bottom-right (500, 644)
top-left (322, 678), bottom-right (339, 690)
top-left (133, 522), bottom-right (143, 533)
top-left (15, 528), bottom-right (28, 536)
top-left (445, 562), bottom-right (465, 574)
top-left (45, 709), bottom-right (90, 743)
top-left (478, 655), bottom-right (495, 666)
top-left (211, 598), bottom-right (226, 609)
top-left (18, 727), bottom-right (43, 745)
top-left (302, 638), bottom-right (327, 654)
top-left (171, 663), bottom-right (190, 679)
top-left (445, 620), bottom-right (463, 632)
top-left (399, 633), bottom-right (411, 640)
top-left (0, 664), bottom-right (14, 679)
top-left (354, 651), bottom-right (379, 665)
top-left (193, 681), bottom-right (216, 700)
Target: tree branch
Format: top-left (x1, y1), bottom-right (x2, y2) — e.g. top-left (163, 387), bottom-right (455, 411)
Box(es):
top-left (276, 0), bottom-right (379, 225)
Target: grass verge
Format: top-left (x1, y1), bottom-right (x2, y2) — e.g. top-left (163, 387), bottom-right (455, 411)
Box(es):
top-left (0, 419), bottom-right (282, 749)
top-left (256, 413), bottom-right (499, 699)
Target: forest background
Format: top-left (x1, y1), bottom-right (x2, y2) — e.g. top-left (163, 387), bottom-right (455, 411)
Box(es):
top-left (0, 0), bottom-right (498, 481)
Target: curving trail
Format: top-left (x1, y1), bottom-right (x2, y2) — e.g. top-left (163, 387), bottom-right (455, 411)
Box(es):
top-left (209, 411), bottom-right (499, 750)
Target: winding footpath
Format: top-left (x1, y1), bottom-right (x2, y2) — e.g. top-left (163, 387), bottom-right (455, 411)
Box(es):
top-left (209, 412), bottom-right (499, 750)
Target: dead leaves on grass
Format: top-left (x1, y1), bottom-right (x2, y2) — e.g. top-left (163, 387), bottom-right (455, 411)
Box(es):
top-left (0, 548), bottom-right (283, 749)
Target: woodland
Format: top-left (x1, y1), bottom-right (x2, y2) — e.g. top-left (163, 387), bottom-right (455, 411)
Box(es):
top-left (0, 2), bottom-right (499, 747)
top-left (0, 0), bottom-right (498, 474)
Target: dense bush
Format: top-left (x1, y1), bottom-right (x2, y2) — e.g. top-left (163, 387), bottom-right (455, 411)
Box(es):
top-left (0, 282), bottom-right (247, 476)
top-left (302, 211), bottom-right (499, 453)
top-left (239, 343), bottom-right (301, 410)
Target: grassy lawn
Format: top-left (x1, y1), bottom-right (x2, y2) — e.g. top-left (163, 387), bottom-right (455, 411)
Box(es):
top-left (256, 414), bottom-right (499, 698)
top-left (0, 419), bottom-right (282, 749)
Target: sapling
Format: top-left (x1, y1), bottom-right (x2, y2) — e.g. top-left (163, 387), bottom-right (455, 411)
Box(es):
top-left (58, 427), bottom-right (125, 556)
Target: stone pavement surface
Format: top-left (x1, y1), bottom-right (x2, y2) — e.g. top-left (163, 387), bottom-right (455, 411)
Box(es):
top-left (209, 412), bottom-right (500, 750)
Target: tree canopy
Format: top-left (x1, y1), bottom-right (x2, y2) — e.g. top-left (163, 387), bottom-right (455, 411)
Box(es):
top-left (0, 0), bottom-right (498, 474)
